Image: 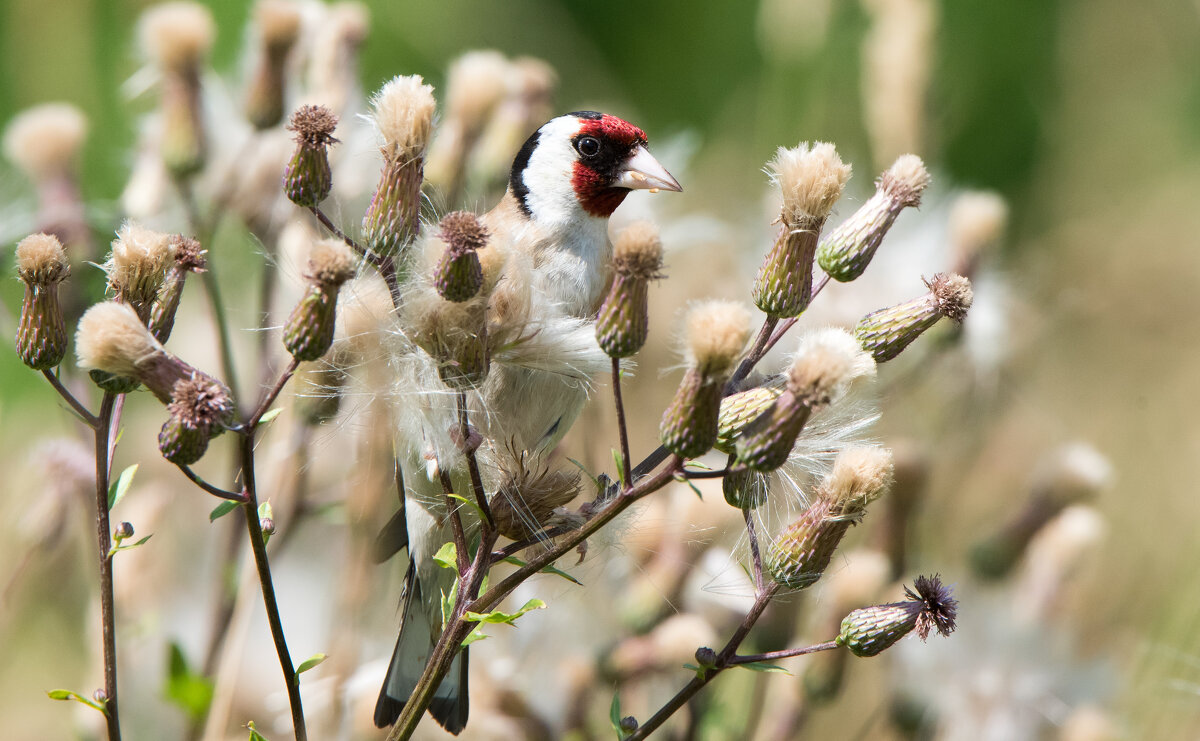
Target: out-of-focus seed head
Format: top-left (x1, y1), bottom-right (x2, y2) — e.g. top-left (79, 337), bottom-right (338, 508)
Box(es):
top-left (15, 233), bottom-right (70, 370)
top-left (817, 154), bottom-right (929, 282)
top-left (596, 221), bottom-right (664, 358)
top-left (949, 190), bottom-right (1008, 276)
top-left (836, 574), bottom-right (957, 657)
top-left (434, 211), bottom-right (488, 302)
top-left (245, 0), bottom-right (303, 129)
top-left (255, 0), bottom-right (302, 53)
top-left (284, 105), bottom-right (338, 206)
top-left (854, 273), bottom-right (973, 362)
top-left (445, 51), bottom-right (511, 131)
top-left (106, 221), bottom-right (177, 310)
top-left (139, 1), bottom-right (216, 72)
top-left (684, 300), bottom-right (753, 378)
top-left (3, 103), bottom-right (88, 181)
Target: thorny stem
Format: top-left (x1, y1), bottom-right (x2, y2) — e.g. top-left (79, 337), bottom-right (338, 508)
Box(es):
top-left (237, 429), bottom-right (307, 741)
top-left (628, 581), bottom-right (782, 741)
top-left (41, 369), bottom-right (99, 426)
top-left (612, 358), bottom-right (631, 487)
top-left (386, 458), bottom-right (683, 741)
top-left (92, 392), bottom-right (122, 741)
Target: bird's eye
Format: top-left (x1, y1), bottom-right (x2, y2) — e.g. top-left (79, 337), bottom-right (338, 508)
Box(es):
top-left (575, 136), bottom-right (601, 157)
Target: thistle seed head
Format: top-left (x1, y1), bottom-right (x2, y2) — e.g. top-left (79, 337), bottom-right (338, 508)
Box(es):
top-left (767, 142), bottom-right (851, 228)
top-left (854, 273), bottom-right (973, 362)
top-left (612, 221), bottom-right (665, 280)
top-left (76, 301), bottom-right (163, 378)
top-left (15, 233), bottom-right (70, 369)
top-left (3, 103), bottom-right (87, 181)
top-left (287, 105), bottom-right (339, 147)
top-left (786, 328), bottom-right (876, 410)
top-left (16, 233), bottom-right (69, 286)
top-left (139, 1), bottom-right (215, 72)
top-left (434, 212), bottom-right (488, 302)
top-left (878, 154), bottom-right (931, 208)
top-left (370, 75), bottom-right (436, 163)
top-left (684, 300), bottom-right (753, 378)
top-left (106, 221), bottom-right (177, 309)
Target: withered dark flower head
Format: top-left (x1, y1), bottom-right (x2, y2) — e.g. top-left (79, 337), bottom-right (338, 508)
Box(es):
top-left (905, 574), bottom-right (958, 640)
top-left (170, 235), bottom-right (207, 272)
top-left (438, 211), bottom-right (489, 254)
top-left (925, 273), bottom-right (973, 323)
top-left (167, 374), bottom-right (234, 430)
top-left (287, 104), bottom-right (339, 147)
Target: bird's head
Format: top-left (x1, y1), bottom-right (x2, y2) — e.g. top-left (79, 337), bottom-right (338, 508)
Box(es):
top-left (509, 111), bottom-right (682, 225)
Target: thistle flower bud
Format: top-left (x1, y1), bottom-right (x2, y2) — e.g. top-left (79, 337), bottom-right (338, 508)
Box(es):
top-left (715, 386), bottom-right (780, 454)
top-left (245, 0), bottom-right (302, 130)
top-left (768, 446), bottom-right (893, 589)
top-left (836, 574), bottom-right (957, 657)
top-left (15, 233), bottom-right (70, 370)
top-left (284, 105), bottom-right (339, 207)
top-left (753, 143), bottom-right (851, 318)
top-left (433, 211), bottom-right (488, 302)
top-left (970, 442), bottom-right (1110, 580)
top-left (140, 2), bottom-right (215, 178)
top-left (659, 301), bottom-right (752, 459)
top-left (854, 273), bottom-right (972, 362)
top-left (76, 301), bottom-right (224, 404)
top-left (284, 239), bottom-right (357, 361)
top-left (948, 190), bottom-right (1007, 277)
top-left (722, 468), bottom-right (767, 510)
top-left (596, 221), bottom-right (664, 358)
top-left (817, 154), bottom-right (930, 281)
top-left (488, 457), bottom-right (581, 541)
top-left (105, 221), bottom-right (177, 317)
top-left (158, 374), bottom-right (235, 465)
top-left (736, 329), bottom-right (875, 472)
top-left (148, 235), bottom-right (207, 343)
top-left (362, 75), bottom-right (436, 259)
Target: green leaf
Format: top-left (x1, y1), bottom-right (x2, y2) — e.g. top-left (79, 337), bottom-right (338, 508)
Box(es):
top-left (734, 661), bottom-right (791, 675)
top-left (464, 598), bottom-right (546, 626)
top-left (500, 556), bottom-right (583, 586)
top-left (447, 492), bottom-right (484, 519)
top-left (46, 689), bottom-right (108, 715)
top-left (610, 692), bottom-right (623, 735)
top-left (246, 720), bottom-right (269, 741)
top-left (209, 501), bottom-right (239, 522)
top-left (258, 501), bottom-right (273, 520)
top-left (108, 534), bottom-right (153, 557)
top-left (677, 474), bottom-right (704, 500)
top-left (296, 653), bottom-right (327, 676)
top-left (461, 626), bottom-right (489, 646)
top-left (611, 449), bottom-right (626, 487)
top-left (566, 457), bottom-right (600, 489)
top-left (165, 642), bottom-right (214, 721)
top-left (107, 464), bottom-right (139, 510)
top-left (433, 541), bottom-right (458, 573)
top-left (258, 408), bottom-right (284, 425)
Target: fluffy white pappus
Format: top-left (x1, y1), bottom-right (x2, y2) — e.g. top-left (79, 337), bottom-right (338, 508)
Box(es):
top-left (880, 153), bottom-right (931, 207)
top-left (369, 75), bottom-right (436, 162)
top-left (787, 327), bottom-right (876, 407)
top-left (444, 50), bottom-right (512, 127)
top-left (3, 103), bottom-right (88, 180)
top-left (1036, 441), bottom-right (1113, 499)
top-left (75, 301), bottom-right (164, 376)
top-left (254, 0), bottom-right (302, 48)
top-left (16, 233), bottom-right (68, 278)
top-left (139, 1), bottom-right (216, 70)
top-left (949, 190), bottom-right (1008, 262)
top-left (766, 141), bottom-right (852, 226)
top-left (683, 299), bottom-right (753, 377)
top-left (819, 445), bottom-right (894, 510)
top-left (303, 2), bottom-right (370, 112)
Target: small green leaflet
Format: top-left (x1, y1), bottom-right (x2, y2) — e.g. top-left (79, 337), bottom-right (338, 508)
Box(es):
top-left (676, 473), bottom-right (705, 500)
top-left (734, 661), bottom-right (790, 674)
top-left (246, 720), bottom-right (270, 741)
top-left (258, 408), bottom-right (284, 425)
top-left (210, 501), bottom-right (239, 522)
top-left (47, 689), bottom-right (107, 716)
top-left (446, 492), bottom-right (485, 519)
top-left (566, 457), bottom-right (601, 489)
top-left (611, 449), bottom-right (626, 487)
top-left (108, 534), bottom-right (153, 558)
top-left (165, 642), bottom-right (213, 721)
top-left (500, 556), bottom-right (582, 586)
top-left (433, 542), bottom-right (458, 573)
top-left (108, 464), bottom-right (139, 510)
top-left (296, 653), bottom-right (327, 677)
top-left (464, 598), bottom-right (545, 625)
top-left (610, 692), bottom-right (624, 738)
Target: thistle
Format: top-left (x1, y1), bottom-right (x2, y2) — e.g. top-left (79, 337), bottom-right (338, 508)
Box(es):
top-left (660, 301), bottom-right (752, 459)
top-left (76, 301), bottom-right (227, 406)
top-left (362, 75), bottom-right (436, 259)
top-left (139, 1), bottom-right (215, 178)
top-left (836, 574), bottom-right (957, 657)
top-left (854, 272), bottom-right (973, 362)
top-left (2, 104), bottom-right (90, 251)
top-left (433, 211), bottom-right (488, 302)
top-left (14, 233), bottom-right (70, 370)
top-left (283, 240), bottom-right (358, 361)
top-left (753, 142), bottom-right (851, 318)
top-left (105, 221), bottom-right (178, 319)
top-left (148, 235), bottom-right (207, 343)
top-left (244, 0), bottom-right (303, 130)
top-left (767, 446), bottom-right (893, 589)
top-left (715, 386), bottom-right (780, 455)
top-left (596, 221), bottom-right (664, 358)
top-left (817, 154), bottom-right (930, 281)
top-left (736, 329), bottom-right (875, 472)
top-left (488, 455), bottom-right (582, 541)
top-left (407, 286), bottom-right (490, 390)
top-left (284, 105), bottom-right (339, 208)
top-left (424, 51), bottom-right (512, 199)
top-left (158, 374), bottom-right (235, 465)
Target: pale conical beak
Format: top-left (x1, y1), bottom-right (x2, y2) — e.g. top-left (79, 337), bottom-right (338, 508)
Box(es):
top-left (615, 145), bottom-right (683, 193)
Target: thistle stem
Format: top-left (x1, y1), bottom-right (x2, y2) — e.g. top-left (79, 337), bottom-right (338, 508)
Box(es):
top-left (41, 369), bottom-right (99, 427)
top-left (438, 469), bottom-right (470, 574)
top-left (249, 357), bottom-right (299, 428)
top-left (729, 641), bottom-right (838, 665)
top-left (92, 392), bottom-right (121, 741)
top-left (612, 358), bottom-right (631, 487)
top-left (456, 392), bottom-right (494, 529)
top-left (175, 464), bottom-right (246, 502)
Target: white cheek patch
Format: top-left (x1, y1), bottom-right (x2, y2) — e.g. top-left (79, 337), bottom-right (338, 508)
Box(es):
top-left (521, 116), bottom-right (587, 230)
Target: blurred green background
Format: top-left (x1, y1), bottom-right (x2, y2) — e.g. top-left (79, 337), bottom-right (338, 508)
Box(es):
top-left (3, 0), bottom-right (1200, 738)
